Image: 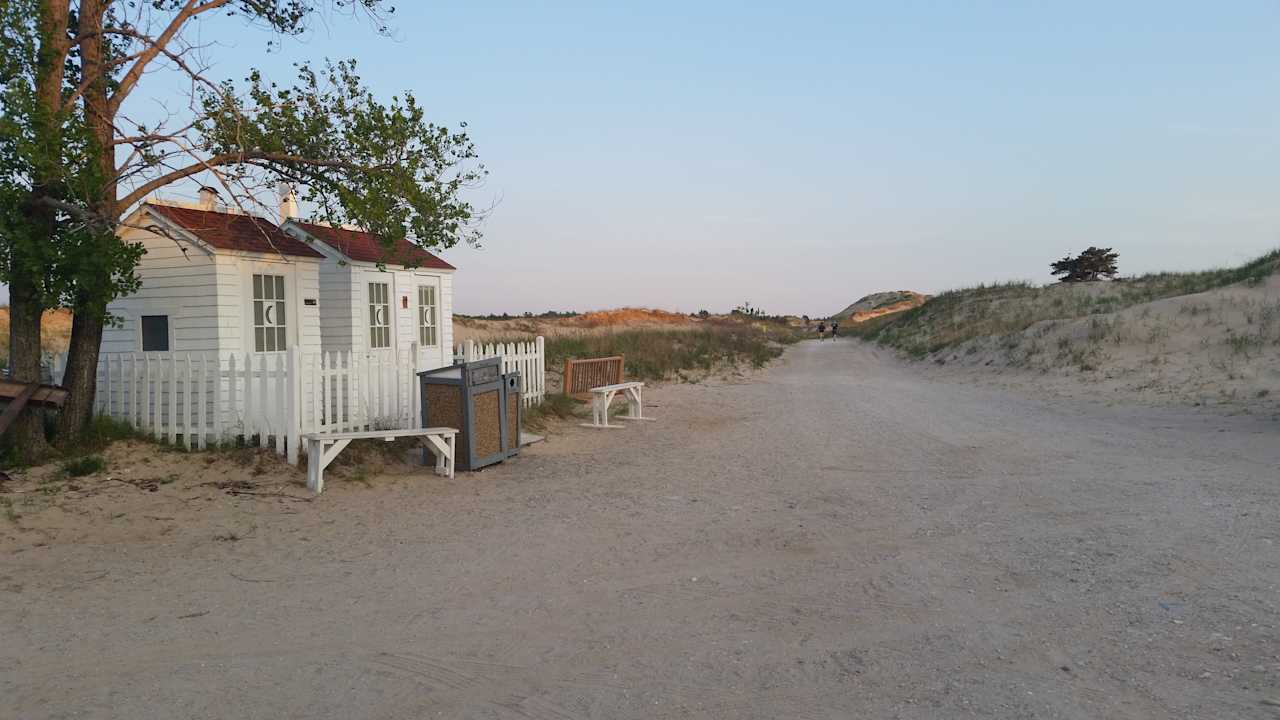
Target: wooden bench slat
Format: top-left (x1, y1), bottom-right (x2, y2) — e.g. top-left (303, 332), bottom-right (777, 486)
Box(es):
top-left (303, 427), bottom-right (456, 442)
top-left (590, 381), bottom-right (644, 393)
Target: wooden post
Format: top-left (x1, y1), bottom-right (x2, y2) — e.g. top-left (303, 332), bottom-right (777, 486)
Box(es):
top-left (410, 341), bottom-right (421, 428)
top-left (213, 354), bottom-right (223, 445)
top-left (143, 355), bottom-right (152, 437)
top-left (313, 352), bottom-right (323, 433)
top-left (151, 356), bottom-right (162, 440)
top-left (258, 354), bottom-right (269, 449)
top-left (183, 354), bottom-right (193, 450)
top-left (227, 354), bottom-right (238, 443)
top-left (275, 352), bottom-right (286, 457)
top-left (102, 353), bottom-right (112, 418)
top-left (286, 346), bottom-right (300, 464)
top-left (536, 336), bottom-right (545, 404)
top-left (342, 350), bottom-right (352, 432)
top-left (167, 354), bottom-right (178, 445)
top-left (197, 355), bottom-right (207, 449)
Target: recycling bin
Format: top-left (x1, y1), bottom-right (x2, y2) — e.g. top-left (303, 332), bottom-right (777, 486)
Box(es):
top-left (418, 358), bottom-right (520, 471)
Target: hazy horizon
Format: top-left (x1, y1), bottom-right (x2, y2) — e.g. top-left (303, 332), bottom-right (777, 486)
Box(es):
top-left (5, 1), bottom-right (1278, 317)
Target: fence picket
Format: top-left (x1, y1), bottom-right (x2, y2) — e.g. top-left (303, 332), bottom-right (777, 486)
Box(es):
top-left (242, 353), bottom-right (255, 445)
top-left (213, 354), bottom-right (223, 444)
top-left (228, 354), bottom-right (238, 441)
top-left (152, 357), bottom-right (162, 440)
top-left (274, 352), bottom-right (285, 457)
top-left (196, 355), bottom-right (207, 450)
top-left (286, 347), bottom-right (299, 463)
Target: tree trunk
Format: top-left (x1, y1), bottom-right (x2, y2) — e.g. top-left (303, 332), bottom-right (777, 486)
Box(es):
top-left (6, 0), bottom-right (73, 459)
top-left (6, 272), bottom-right (49, 458)
top-left (54, 0), bottom-right (114, 444)
top-left (55, 307), bottom-right (104, 444)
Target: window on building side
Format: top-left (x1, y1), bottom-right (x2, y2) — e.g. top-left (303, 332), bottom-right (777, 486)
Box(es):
top-left (252, 274), bottom-right (287, 352)
top-left (418, 285), bottom-right (438, 346)
top-left (141, 315), bottom-right (169, 351)
top-left (369, 282), bottom-right (391, 349)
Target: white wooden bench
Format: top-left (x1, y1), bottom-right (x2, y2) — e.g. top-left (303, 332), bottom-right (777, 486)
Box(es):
top-left (582, 381), bottom-right (650, 429)
top-left (304, 427), bottom-right (457, 494)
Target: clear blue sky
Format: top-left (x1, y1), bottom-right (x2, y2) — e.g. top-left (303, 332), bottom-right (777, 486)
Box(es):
top-left (28, 2), bottom-right (1280, 315)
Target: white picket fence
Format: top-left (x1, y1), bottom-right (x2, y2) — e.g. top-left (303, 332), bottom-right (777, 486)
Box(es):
top-left (453, 337), bottom-right (546, 404)
top-left (50, 337), bottom-right (545, 463)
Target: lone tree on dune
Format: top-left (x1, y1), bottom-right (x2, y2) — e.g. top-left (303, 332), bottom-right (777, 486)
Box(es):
top-left (1051, 247), bottom-right (1120, 283)
top-left (1, 0), bottom-right (486, 454)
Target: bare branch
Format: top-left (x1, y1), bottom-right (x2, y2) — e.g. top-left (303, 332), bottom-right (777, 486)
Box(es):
top-left (109, 0), bottom-right (231, 114)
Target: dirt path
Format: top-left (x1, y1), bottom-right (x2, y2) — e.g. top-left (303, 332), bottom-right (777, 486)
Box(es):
top-left (4, 340), bottom-right (1279, 719)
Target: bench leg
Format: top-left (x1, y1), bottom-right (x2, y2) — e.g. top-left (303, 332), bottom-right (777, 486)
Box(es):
top-left (424, 433), bottom-right (457, 478)
top-left (618, 386), bottom-right (652, 421)
top-left (306, 439), bottom-right (323, 493)
top-left (582, 390), bottom-right (624, 428)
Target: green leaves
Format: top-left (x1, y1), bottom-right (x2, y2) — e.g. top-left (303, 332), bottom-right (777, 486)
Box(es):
top-left (196, 58), bottom-right (485, 262)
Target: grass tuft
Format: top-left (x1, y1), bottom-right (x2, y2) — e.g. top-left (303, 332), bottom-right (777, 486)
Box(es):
top-left (60, 454), bottom-right (106, 477)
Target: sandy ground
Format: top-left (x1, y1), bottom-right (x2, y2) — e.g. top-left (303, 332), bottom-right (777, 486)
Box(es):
top-left (3, 340), bottom-right (1280, 719)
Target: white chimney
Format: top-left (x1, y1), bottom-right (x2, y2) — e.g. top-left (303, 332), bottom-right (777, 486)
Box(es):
top-left (197, 186), bottom-right (219, 210)
top-left (278, 182), bottom-right (299, 221)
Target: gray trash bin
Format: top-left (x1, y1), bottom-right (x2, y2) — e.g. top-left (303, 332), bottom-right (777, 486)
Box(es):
top-left (418, 358), bottom-right (520, 471)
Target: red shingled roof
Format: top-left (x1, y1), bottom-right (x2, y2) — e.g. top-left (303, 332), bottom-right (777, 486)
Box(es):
top-left (147, 203), bottom-right (324, 259)
top-left (289, 221), bottom-right (455, 270)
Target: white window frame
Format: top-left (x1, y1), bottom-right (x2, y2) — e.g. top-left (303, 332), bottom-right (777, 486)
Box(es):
top-left (368, 281), bottom-right (391, 349)
top-left (417, 284), bottom-right (438, 347)
top-left (252, 273), bottom-right (288, 353)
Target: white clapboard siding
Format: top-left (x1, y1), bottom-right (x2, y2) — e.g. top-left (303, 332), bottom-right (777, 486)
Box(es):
top-left (57, 336), bottom-right (545, 461)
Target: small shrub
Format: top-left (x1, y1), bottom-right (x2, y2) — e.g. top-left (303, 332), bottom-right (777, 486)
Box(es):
top-left (60, 455), bottom-right (106, 477)
top-left (523, 393), bottom-right (582, 430)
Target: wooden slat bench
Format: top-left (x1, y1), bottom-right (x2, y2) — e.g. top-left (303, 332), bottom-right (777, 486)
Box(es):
top-left (0, 380), bottom-right (68, 435)
top-left (563, 355), bottom-right (624, 399)
top-left (304, 427), bottom-right (457, 494)
top-left (581, 381), bottom-right (650, 429)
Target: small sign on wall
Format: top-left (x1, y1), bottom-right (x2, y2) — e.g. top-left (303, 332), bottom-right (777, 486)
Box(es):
top-left (401, 293), bottom-right (410, 309)
top-left (304, 298), bottom-right (317, 306)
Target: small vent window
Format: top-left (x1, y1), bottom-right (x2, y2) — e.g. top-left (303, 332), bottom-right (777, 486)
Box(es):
top-left (141, 315), bottom-right (169, 351)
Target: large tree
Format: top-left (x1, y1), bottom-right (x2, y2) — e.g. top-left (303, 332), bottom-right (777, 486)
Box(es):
top-left (1, 1), bottom-right (485, 453)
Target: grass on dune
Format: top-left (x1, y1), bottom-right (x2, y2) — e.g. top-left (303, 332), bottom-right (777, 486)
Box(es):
top-left (484, 317), bottom-right (805, 384)
top-left (847, 250), bottom-right (1280, 358)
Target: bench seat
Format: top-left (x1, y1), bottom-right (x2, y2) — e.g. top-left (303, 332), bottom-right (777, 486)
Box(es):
top-left (304, 427), bottom-right (457, 494)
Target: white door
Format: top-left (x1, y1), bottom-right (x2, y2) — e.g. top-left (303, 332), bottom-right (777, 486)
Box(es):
top-left (242, 262), bottom-right (297, 354)
top-left (362, 272), bottom-right (400, 424)
top-left (412, 274), bottom-right (445, 370)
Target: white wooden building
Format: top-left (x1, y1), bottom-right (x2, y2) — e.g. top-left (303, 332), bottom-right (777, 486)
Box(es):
top-left (280, 217), bottom-right (455, 371)
top-left (82, 190), bottom-right (544, 463)
top-left (102, 190), bottom-right (325, 357)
